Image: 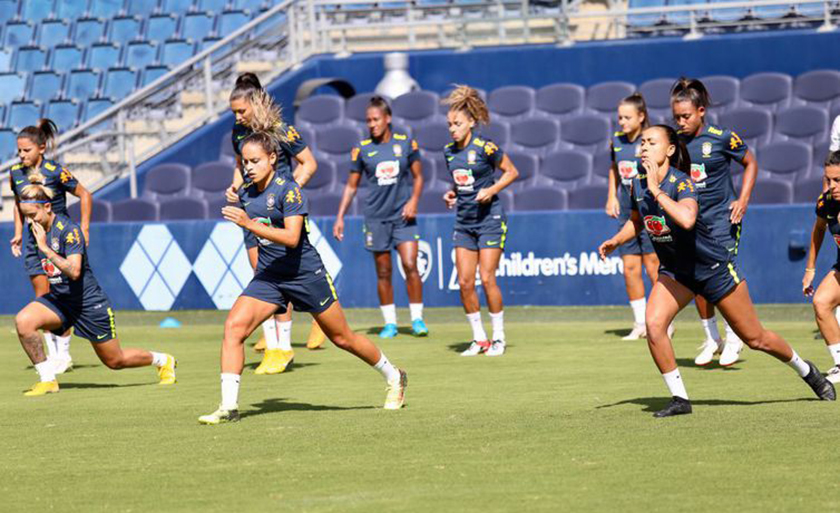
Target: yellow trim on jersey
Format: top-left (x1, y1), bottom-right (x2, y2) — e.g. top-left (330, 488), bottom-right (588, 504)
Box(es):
top-left (325, 272), bottom-right (338, 300)
top-left (44, 162), bottom-right (57, 171)
top-left (614, 131), bottom-right (625, 137)
top-left (393, 133), bottom-right (407, 140)
top-left (473, 137), bottom-right (485, 148)
top-left (727, 262), bottom-right (740, 284)
top-left (445, 142), bottom-right (454, 148)
top-left (11, 164), bottom-right (22, 170)
top-left (360, 139), bottom-right (372, 146)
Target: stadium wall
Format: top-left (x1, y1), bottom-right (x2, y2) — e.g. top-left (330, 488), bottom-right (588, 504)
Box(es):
top-left (0, 205), bottom-right (828, 314)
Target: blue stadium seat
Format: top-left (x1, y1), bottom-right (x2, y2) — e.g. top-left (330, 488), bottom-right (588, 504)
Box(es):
top-left (0, 72), bottom-right (26, 105)
top-left (639, 77), bottom-right (676, 119)
top-left (794, 177), bottom-right (825, 204)
top-left (480, 120), bottom-right (510, 147)
top-left (700, 75), bottom-right (739, 111)
top-left (488, 86), bottom-right (535, 121)
top-left (50, 44), bottom-right (84, 70)
top-left (752, 2), bottom-right (793, 19)
top-left (535, 83), bottom-right (585, 119)
top-left (103, 67), bottom-right (138, 99)
top-left (15, 46), bottom-right (48, 73)
top-left (160, 197), bottom-right (209, 220)
top-left (509, 117), bottom-right (560, 157)
top-left (5, 22), bottom-right (35, 47)
top-left (198, 0), bottom-right (227, 12)
top-left (0, 128), bottom-right (17, 161)
top-left (740, 72), bottom-right (792, 111)
top-left (38, 19), bottom-right (71, 48)
top-left (88, 43), bottom-right (121, 71)
top-left (69, 198), bottom-right (113, 223)
top-left (707, 0), bottom-right (747, 22)
top-left (56, 0), bottom-right (89, 20)
top-left (559, 114), bottom-right (611, 152)
top-left (109, 16), bottom-right (142, 45)
top-left (146, 14), bottom-right (179, 42)
top-left (514, 187), bottom-right (568, 212)
top-left (505, 151), bottom-right (538, 190)
top-left (539, 149), bottom-right (592, 190)
top-left (757, 140), bottom-right (812, 182)
top-left (750, 179), bottom-right (793, 205)
top-left (0, 48), bottom-right (12, 72)
top-left (46, 100), bottom-right (81, 132)
top-left (128, 0), bottom-right (160, 15)
top-left (219, 10), bottom-right (252, 34)
top-left (161, 39), bottom-right (195, 67)
top-left (628, 0), bottom-right (666, 27)
top-left (22, 0), bottom-right (56, 23)
top-left (74, 18), bottom-right (106, 47)
top-left (142, 65), bottom-right (168, 86)
top-left (0, 0), bottom-right (19, 25)
top-left (182, 12), bottom-right (216, 40)
top-left (125, 41), bottom-right (159, 69)
top-left (414, 122), bottom-right (451, 155)
top-left (314, 125), bottom-right (363, 161)
top-left (234, 0), bottom-right (264, 10)
top-left (67, 69), bottom-right (101, 100)
top-left (719, 107), bottom-right (772, 148)
top-left (794, 69), bottom-right (840, 108)
top-left (90, 0), bottom-right (125, 18)
top-left (586, 81), bottom-right (636, 115)
top-left (296, 95), bottom-right (344, 129)
top-left (191, 161), bottom-right (234, 198)
top-left (143, 163), bottom-right (191, 199)
top-left (84, 97), bottom-right (114, 122)
top-left (112, 198), bottom-right (159, 222)
top-left (163, 0), bottom-right (195, 12)
top-left (199, 36), bottom-right (221, 51)
top-left (8, 101), bottom-right (43, 131)
top-left (392, 90), bottom-right (438, 124)
top-left (29, 71), bottom-right (64, 103)
top-left (666, 0), bottom-right (707, 25)
top-left (775, 105), bottom-right (829, 144)
top-left (345, 92), bottom-right (383, 125)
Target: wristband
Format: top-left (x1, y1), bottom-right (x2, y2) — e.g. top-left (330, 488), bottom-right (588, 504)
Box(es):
top-left (805, 268), bottom-right (816, 272)
top-left (654, 190), bottom-right (665, 202)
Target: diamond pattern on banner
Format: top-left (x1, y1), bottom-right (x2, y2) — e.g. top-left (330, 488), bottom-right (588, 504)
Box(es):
top-left (194, 223), bottom-right (251, 309)
top-left (119, 225), bottom-right (191, 311)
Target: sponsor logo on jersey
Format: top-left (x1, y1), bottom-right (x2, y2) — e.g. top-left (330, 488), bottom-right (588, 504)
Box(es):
top-left (707, 126), bottom-right (723, 136)
top-left (834, 234), bottom-right (840, 249)
top-left (367, 150), bottom-right (378, 157)
top-left (618, 160), bottom-right (638, 181)
top-left (452, 169), bottom-right (475, 192)
top-left (644, 215), bottom-right (671, 237)
top-left (702, 142), bottom-right (713, 158)
top-left (375, 160), bottom-right (399, 186)
top-left (690, 163), bottom-right (707, 184)
top-left (41, 258), bottom-right (63, 283)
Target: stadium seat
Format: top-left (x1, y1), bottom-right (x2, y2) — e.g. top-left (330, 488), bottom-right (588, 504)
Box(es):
top-left (29, 71), bottom-right (64, 103)
top-left (793, 177), bottom-right (825, 204)
top-left (314, 125), bottom-right (362, 161)
top-left (161, 39), bottom-right (195, 67)
top-left (160, 197), bottom-right (209, 220)
top-left (73, 18), bottom-right (107, 48)
top-left (38, 19), bottom-right (71, 48)
top-left (740, 72), bottom-right (792, 111)
top-left (478, 120), bottom-right (510, 147)
top-left (143, 163), bottom-right (191, 199)
top-left (103, 67), bottom-right (138, 99)
top-left (750, 179), bottom-right (793, 205)
top-left (67, 69), bottom-right (101, 101)
top-left (539, 149), bottom-right (592, 190)
top-left (191, 161), bottom-right (232, 198)
top-left (0, 48), bottom-right (12, 73)
top-left (488, 86), bottom-right (535, 121)
top-left (125, 41), bottom-right (159, 69)
top-left (793, 69), bottom-right (840, 108)
top-left (219, 10), bottom-right (252, 34)
top-left (199, 36), bottom-right (222, 51)
top-left (639, 78), bottom-right (675, 120)
top-left (418, 155), bottom-right (437, 183)
top-left (163, 0), bottom-right (194, 12)
top-left (206, 196), bottom-right (227, 219)
top-left (700, 75), bottom-right (739, 111)
top-left (345, 93), bottom-right (384, 125)
top-left (506, 151), bottom-right (538, 190)
top-left (182, 12), bottom-right (216, 40)
top-left (296, 95), bottom-right (344, 129)
top-left (15, 46), bottom-right (48, 73)
top-left (7, 101), bottom-right (42, 131)
top-left (718, 107), bottom-right (772, 148)
top-left (200, 0), bottom-right (228, 13)
top-left (218, 130), bottom-right (236, 161)
top-left (751, 2), bottom-right (792, 19)
top-left (392, 90), bottom-right (439, 125)
top-left (146, 14), bottom-right (179, 42)
top-left (813, 139), bottom-right (831, 167)
top-left (756, 140), bottom-right (812, 182)
top-left (111, 198), bottom-right (159, 222)
top-left (90, 0), bottom-right (125, 19)
top-left (775, 105), bottom-right (828, 144)
top-left (414, 122), bottom-right (452, 154)
top-left (4, 21), bottom-right (34, 47)
top-left (513, 187), bottom-right (568, 212)
top-left (307, 159), bottom-right (337, 191)
top-left (234, 0), bottom-right (265, 10)
top-left (140, 65), bottom-right (168, 87)
top-left (128, 0), bottom-right (160, 16)
top-left (586, 81), bottom-right (636, 115)
top-left (308, 191), bottom-right (343, 217)
top-left (0, 129), bottom-right (16, 160)
top-left (0, 72), bottom-right (26, 106)
top-left (628, 0), bottom-right (666, 27)
top-left (509, 117), bottom-right (560, 156)
top-left (418, 189), bottom-right (450, 214)
top-left (56, 1), bottom-right (89, 21)
top-left (110, 16), bottom-right (143, 45)
top-left (84, 97), bottom-right (114, 122)
top-left (568, 184), bottom-right (609, 210)
top-left (0, 0), bottom-right (18, 25)
top-left (535, 83), bottom-right (585, 119)
top-left (68, 199), bottom-right (113, 224)
top-left (46, 100), bottom-right (81, 132)
top-left (88, 43), bottom-right (122, 71)
top-left (559, 114), bottom-right (611, 152)
top-left (589, 149), bottom-right (613, 184)
top-left (707, 0), bottom-right (748, 22)
top-left (51, 44), bottom-right (84, 70)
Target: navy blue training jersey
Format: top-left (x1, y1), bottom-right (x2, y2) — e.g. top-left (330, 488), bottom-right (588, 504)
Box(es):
top-left (232, 122), bottom-right (308, 181)
top-left (35, 214), bottom-right (105, 306)
top-left (238, 173), bottom-right (325, 279)
top-left (631, 167), bottom-right (732, 279)
top-left (815, 191), bottom-right (840, 268)
top-left (444, 136), bottom-right (505, 227)
top-left (680, 124), bottom-right (748, 224)
top-left (350, 132), bottom-right (419, 221)
top-left (612, 131), bottom-right (643, 191)
top-left (10, 159), bottom-right (78, 216)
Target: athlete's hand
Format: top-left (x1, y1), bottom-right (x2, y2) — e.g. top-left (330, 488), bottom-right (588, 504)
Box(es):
top-left (443, 190), bottom-right (457, 209)
top-left (729, 198), bottom-right (748, 224)
top-left (803, 269), bottom-right (816, 297)
top-left (225, 185), bottom-right (239, 204)
top-left (641, 158), bottom-right (660, 197)
top-left (10, 233), bottom-right (22, 258)
top-left (476, 188), bottom-right (494, 204)
top-left (402, 198), bottom-right (418, 221)
top-left (82, 226), bottom-right (90, 247)
top-left (222, 206), bottom-right (249, 227)
top-left (605, 195), bottom-right (620, 218)
top-left (598, 238), bottom-right (618, 260)
top-left (30, 222), bottom-right (49, 253)
top-left (333, 218), bottom-right (345, 242)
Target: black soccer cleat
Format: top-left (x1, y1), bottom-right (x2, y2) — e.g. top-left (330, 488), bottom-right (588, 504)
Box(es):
top-left (802, 361), bottom-right (836, 401)
top-left (653, 396), bottom-right (693, 418)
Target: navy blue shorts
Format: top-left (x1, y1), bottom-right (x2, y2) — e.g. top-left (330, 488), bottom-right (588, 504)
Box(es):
top-left (709, 221), bottom-right (742, 256)
top-left (616, 216), bottom-right (655, 256)
top-left (241, 270), bottom-right (338, 314)
top-left (23, 228), bottom-right (45, 277)
top-left (660, 260), bottom-right (744, 304)
top-left (35, 294), bottom-right (117, 343)
top-left (453, 217), bottom-right (507, 251)
top-left (363, 217), bottom-right (419, 252)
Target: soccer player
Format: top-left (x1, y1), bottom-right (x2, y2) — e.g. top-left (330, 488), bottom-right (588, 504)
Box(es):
top-left (604, 94), bottom-right (661, 340)
top-left (225, 73), bottom-right (325, 374)
top-left (333, 96), bottom-right (428, 338)
top-left (671, 78), bottom-right (758, 367)
top-left (9, 119), bottom-right (93, 374)
top-left (802, 151), bottom-right (840, 384)
top-left (441, 85), bottom-right (519, 357)
top-left (199, 124), bottom-right (408, 424)
top-left (598, 125), bottom-right (835, 417)
top-left (14, 183), bottom-right (176, 396)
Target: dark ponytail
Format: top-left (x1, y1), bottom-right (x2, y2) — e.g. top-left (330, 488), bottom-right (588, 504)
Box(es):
top-left (826, 150), bottom-right (840, 168)
top-left (18, 118), bottom-right (58, 154)
top-left (230, 72), bottom-right (263, 102)
top-left (367, 95), bottom-right (392, 117)
top-left (670, 77), bottom-right (711, 111)
top-left (620, 93), bottom-right (650, 129)
top-left (653, 124), bottom-right (691, 175)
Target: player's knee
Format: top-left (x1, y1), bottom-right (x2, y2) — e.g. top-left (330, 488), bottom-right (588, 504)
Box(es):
top-left (458, 275), bottom-right (475, 291)
top-left (645, 315), bottom-right (669, 341)
top-left (479, 272), bottom-right (496, 290)
top-left (812, 291), bottom-right (836, 317)
top-left (223, 316), bottom-right (250, 343)
top-left (102, 354), bottom-right (125, 370)
top-left (742, 330), bottom-right (769, 352)
top-left (376, 266), bottom-right (392, 281)
top-left (401, 259), bottom-right (418, 276)
top-left (330, 331), bottom-right (354, 351)
top-left (14, 312), bottom-right (39, 336)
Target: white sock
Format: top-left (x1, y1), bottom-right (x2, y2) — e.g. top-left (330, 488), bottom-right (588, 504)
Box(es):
top-left (466, 311), bottom-right (488, 342)
top-left (220, 373), bottom-right (241, 410)
top-left (374, 353), bottom-right (400, 383)
top-left (786, 351), bottom-right (810, 378)
top-left (35, 361), bottom-right (56, 382)
top-left (835, 307), bottom-right (840, 325)
top-left (150, 352), bottom-right (168, 367)
top-left (55, 334), bottom-right (71, 358)
top-left (381, 304), bottom-right (397, 326)
top-left (700, 316), bottom-right (721, 342)
top-left (661, 369), bottom-right (689, 400)
top-left (828, 343), bottom-right (840, 367)
top-left (409, 303), bottom-right (424, 321)
top-left (277, 321), bottom-right (292, 352)
top-left (723, 319), bottom-right (741, 343)
top-left (43, 332), bottom-right (56, 359)
top-left (489, 310), bottom-right (505, 342)
top-left (630, 298), bottom-right (646, 326)
top-left (263, 318), bottom-right (279, 350)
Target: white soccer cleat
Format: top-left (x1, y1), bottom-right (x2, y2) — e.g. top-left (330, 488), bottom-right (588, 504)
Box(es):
top-left (694, 338), bottom-right (722, 366)
top-left (719, 338), bottom-right (744, 367)
top-left (51, 356), bottom-right (73, 375)
top-left (622, 323), bottom-right (646, 341)
top-left (461, 340), bottom-right (490, 357)
top-left (826, 366), bottom-right (840, 384)
top-left (485, 340), bottom-right (506, 357)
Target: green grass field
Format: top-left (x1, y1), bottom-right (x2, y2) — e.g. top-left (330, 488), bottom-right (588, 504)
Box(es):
top-left (1, 305), bottom-right (838, 512)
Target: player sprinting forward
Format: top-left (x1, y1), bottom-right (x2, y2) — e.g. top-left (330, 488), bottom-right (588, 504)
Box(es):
top-left (9, 119), bottom-right (93, 375)
top-left (671, 78), bottom-right (758, 367)
top-left (441, 86), bottom-right (519, 357)
top-left (802, 151), bottom-right (840, 385)
top-left (14, 184), bottom-right (176, 396)
top-left (199, 127), bottom-right (407, 424)
top-left (333, 96), bottom-right (428, 338)
top-left (226, 73), bottom-right (325, 374)
top-left (598, 125), bottom-right (835, 417)
top-left (605, 94), bottom-right (661, 340)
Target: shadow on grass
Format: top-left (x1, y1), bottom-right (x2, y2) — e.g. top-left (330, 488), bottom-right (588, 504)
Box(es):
top-left (291, 342), bottom-right (327, 350)
top-left (604, 328), bottom-right (632, 337)
top-left (241, 398), bottom-right (376, 419)
top-left (59, 382), bottom-right (152, 389)
top-left (25, 364), bottom-right (99, 371)
top-left (676, 358), bottom-right (744, 371)
top-left (596, 396), bottom-right (818, 412)
top-left (242, 362), bottom-right (319, 373)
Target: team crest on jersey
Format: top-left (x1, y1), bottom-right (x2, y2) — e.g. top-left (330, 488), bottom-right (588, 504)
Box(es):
top-left (266, 193), bottom-right (276, 210)
top-left (467, 150), bottom-right (477, 165)
top-left (702, 142), bottom-right (712, 158)
top-left (453, 169), bottom-right (475, 192)
top-left (51, 237), bottom-right (60, 251)
top-left (644, 215), bottom-right (672, 242)
top-left (691, 163), bottom-right (707, 185)
top-left (375, 161), bottom-right (399, 186)
top-left (669, 174), bottom-right (677, 183)
top-left (634, 144), bottom-right (641, 157)
top-left (618, 160), bottom-right (638, 181)
top-left (393, 144), bottom-right (402, 157)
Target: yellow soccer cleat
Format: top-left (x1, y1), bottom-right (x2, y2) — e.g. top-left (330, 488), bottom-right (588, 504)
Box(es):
top-left (198, 405), bottom-right (240, 425)
top-left (383, 369), bottom-right (407, 410)
top-left (257, 349), bottom-right (294, 375)
top-left (24, 380), bottom-right (59, 397)
top-left (254, 349), bottom-right (278, 375)
top-left (157, 354), bottom-right (177, 385)
top-left (307, 321), bottom-right (326, 350)
top-left (253, 336), bottom-right (266, 353)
